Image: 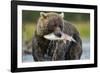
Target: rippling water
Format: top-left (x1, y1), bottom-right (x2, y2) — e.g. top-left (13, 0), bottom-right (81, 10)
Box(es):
top-left (22, 39), bottom-right (90, 62)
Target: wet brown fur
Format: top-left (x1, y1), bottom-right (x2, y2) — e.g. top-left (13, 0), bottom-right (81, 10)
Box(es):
top-left (32, 12), bottom-right (82, 61)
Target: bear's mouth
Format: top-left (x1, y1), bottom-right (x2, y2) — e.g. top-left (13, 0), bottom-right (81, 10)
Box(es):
top-left (44, 32), bottom-right (76, 43)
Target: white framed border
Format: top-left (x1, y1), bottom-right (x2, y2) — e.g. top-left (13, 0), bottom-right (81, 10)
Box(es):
top-left (17, 5), bottom-right (94, 68)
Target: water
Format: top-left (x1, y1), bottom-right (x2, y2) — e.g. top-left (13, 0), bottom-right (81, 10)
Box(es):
top-left (22, 54), bottom-right (33, 62)
top-left (81, 41), bottom-right (90, 59)
top-left (22, 40), bottom-right (90, 62)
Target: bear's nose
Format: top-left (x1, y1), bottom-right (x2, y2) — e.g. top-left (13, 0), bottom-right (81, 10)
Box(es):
top-left (54, 32), bottom-right (62, 37)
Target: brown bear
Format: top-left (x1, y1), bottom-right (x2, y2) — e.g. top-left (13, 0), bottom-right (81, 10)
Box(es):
top-left (32, 12), bottom-right (82, 61)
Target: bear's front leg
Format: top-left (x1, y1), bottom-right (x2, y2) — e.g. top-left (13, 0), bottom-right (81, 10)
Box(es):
top-left (32, 47), bottom-right (45, 61)
top-left (52, 42), bottom-right (67, 61)
top-left (65, 34), bottom-right (82, 60)
top-left (32, 37), bottom-right (45, 61)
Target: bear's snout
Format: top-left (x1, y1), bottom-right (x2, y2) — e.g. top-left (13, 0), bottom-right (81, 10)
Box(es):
top-left (54, 26), bottom-right (62, 37)
top-left (54, 32), bottom-right (62, 37)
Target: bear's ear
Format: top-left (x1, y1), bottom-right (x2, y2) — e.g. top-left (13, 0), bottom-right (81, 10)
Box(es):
top-left (40, 12), bottom-right (47, 18)
top-left (60, 12), bottom-right (64, 18)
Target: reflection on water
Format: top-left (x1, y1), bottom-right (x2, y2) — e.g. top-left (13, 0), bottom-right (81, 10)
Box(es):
top-left (22, 39), bottom-right (90, 62)
top-left (81, 40), bottom-right (90, 59)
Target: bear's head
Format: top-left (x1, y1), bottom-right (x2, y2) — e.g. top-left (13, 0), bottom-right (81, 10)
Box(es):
top-left (36, 12), bottom-right (64, 37)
